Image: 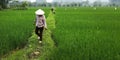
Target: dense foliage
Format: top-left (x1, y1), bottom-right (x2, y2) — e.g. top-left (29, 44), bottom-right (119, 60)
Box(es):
top-left (50, 7), bottom-right (120, 60)
top-left (0, 7), bottom-right (50, 56)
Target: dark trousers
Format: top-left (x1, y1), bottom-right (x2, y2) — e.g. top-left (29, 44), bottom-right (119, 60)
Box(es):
top-left (35, 26), bottom-right (44, 41)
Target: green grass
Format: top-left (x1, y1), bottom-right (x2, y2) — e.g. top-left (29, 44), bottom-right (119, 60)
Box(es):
top-left (1, 7), bottom-right (120, 60)
top-left (1, 10), bottom-right (55, 60)
top-left (0, 7), bottom-right (50, 57)
top-left (49, 7), bottom-right (120, 60)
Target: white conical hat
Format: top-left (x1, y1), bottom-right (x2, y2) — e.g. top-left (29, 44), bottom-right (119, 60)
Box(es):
top-left (35, 9), bottom-right (45, 15)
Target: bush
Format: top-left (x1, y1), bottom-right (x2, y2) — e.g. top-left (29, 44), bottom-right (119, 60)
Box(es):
top-left (10, 1), bottom-right (28, 10)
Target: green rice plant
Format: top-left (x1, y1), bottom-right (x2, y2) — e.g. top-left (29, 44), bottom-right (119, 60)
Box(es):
top-left (50, 7), bottom-right (120, 60)
top-left (0, 7), bottom-right (50, 56)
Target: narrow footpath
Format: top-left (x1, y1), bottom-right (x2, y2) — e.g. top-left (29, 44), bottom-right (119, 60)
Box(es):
top-left (1, 12), bottom-right (56, 60)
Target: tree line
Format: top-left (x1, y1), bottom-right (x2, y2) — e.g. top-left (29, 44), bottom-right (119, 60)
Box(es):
top-left (0, 0), bottom-right (9, 9)
top-left (0, 0), bottom-right (120, 10)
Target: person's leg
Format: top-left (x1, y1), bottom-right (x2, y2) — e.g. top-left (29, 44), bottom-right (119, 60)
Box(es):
top-left (35, 26), bottom-right (40, 37)
top-left (39, 27), bottom-right (44, 41)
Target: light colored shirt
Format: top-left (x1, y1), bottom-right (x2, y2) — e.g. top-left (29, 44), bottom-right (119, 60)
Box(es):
top-left (36, 15), bottom-right (47, 28)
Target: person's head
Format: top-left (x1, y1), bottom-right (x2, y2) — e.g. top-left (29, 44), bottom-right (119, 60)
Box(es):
top-left (35, 9), bottom-right (45, 16)
top-left (38, 15), bottom-right (43, 17)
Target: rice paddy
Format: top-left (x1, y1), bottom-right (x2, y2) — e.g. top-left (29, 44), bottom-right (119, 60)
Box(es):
top-left (0, 7), bottom-right (50, 56)
top-left (49, 7), bottom-right (120, 60)
top-left (1, 7), bottom-right (120, 60)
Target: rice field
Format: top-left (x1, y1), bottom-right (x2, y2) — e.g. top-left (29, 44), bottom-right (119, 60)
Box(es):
top-left (1, 7), bottom-right (120, 60)
top-left (49, 7), bottom-right (120, 60)
top-left (0, 7), bottom-right (50, 56)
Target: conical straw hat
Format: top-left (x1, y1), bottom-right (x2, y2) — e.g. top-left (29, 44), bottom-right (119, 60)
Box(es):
top-left (35, 9), bottom-right (45, 15)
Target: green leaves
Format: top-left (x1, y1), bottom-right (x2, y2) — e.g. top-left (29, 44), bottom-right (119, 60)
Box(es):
top-left (50, 7), bottom-right (120, 60)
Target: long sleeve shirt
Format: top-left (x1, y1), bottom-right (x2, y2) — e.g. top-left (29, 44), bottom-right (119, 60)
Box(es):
top-left (35, 15), bottom-right (47, 28)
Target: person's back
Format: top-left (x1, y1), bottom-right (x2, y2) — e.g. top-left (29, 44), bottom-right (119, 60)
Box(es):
top-left (36, 15), bottom-right (46, 28)
top-left (34, 9), bottom-right (47, 44)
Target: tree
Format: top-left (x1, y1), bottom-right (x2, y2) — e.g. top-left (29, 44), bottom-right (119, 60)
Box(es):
top-left (0, 0), bottom-right (9, 9)
top-left (21, 1), bottom-right (28, 9)
top-left (93, 1), bottom-right (102, 7)
top-left (0, 5), bottom-right (2, 10)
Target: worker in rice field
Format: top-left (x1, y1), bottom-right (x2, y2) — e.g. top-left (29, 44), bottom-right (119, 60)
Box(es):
top-left (51, 7), bottom-right (55, 14)
top-left (34, 9), bottom-right (47, 44)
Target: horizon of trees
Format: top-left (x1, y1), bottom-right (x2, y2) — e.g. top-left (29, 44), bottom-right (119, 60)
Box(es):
top-left (0, 0), bottom-right (9, 9)
top-left (1, 0), bottom-right (120, 10)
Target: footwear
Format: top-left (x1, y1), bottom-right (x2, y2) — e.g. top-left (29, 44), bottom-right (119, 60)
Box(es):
top-left (38, 37), bottom-right (40, 40)
top-left (39, 41), bottom-right (42, 44)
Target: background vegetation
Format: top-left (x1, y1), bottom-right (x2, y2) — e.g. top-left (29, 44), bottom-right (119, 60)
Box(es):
top-left (49, 7), bottom-right (120, 60)
top-left (0, 7), bottom-right (50, 57)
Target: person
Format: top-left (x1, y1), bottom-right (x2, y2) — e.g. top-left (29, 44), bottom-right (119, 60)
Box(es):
top-left (34, 9), bottom-right (47, 43)
top-left (51, 7), bottom-right (55, 14)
